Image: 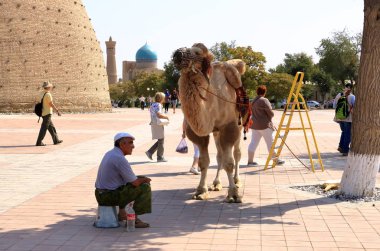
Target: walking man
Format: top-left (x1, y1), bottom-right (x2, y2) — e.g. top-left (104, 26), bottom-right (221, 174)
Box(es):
top-left (36, 81), bottom-right (63, 146)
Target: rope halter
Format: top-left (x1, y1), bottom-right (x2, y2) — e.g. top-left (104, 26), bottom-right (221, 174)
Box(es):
top-left (173, 47), bottom-right (204, 71)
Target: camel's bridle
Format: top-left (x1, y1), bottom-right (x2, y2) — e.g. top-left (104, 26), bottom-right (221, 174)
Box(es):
top-left (173, 47), bottom-right (205, 73)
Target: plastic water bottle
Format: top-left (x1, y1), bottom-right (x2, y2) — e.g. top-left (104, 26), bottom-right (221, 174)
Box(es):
top-left (125, 201), bottom-right (135, 232)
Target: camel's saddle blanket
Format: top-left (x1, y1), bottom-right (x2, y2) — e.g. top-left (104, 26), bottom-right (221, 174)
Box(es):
top-left (236, 86), bottom-right (251, 128)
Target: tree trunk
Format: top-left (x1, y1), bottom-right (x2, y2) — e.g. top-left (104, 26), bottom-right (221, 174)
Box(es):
top-left (339, 0), bottom-right (380, 197)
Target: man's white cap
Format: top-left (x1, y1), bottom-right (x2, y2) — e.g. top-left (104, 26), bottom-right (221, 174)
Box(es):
top-left (114, 132), bottom-right (135, 142)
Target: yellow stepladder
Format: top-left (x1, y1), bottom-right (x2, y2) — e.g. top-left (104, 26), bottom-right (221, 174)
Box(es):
top-left (264, 72), bottom-right (324, 172)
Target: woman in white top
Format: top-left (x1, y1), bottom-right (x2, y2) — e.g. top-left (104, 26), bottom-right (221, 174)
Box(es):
top-left (145, 92), bottom-right (170, 162)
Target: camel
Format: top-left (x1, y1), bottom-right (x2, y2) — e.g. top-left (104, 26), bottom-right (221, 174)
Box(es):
top-left (173, 43), bottom-right (247, 203)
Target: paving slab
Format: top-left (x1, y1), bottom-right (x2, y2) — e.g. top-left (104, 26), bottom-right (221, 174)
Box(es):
top-left (0, 108), bottom-right (379, 250)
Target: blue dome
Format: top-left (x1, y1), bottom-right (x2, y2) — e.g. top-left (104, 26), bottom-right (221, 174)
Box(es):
top-left (135, 43), bottom-right (157, 62)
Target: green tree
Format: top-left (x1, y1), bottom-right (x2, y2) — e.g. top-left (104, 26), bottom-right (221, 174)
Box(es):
top-left (109, 72), bottom-right (166, 107)
top-left (301, 82), bottom-right (317, 100)
top-left (264, 73), bottom-right (293, 103)
top-left (109, 81), bottom-right (135, 107)
top-left (133, 71), bottom-right (166, 96)
top-left (311, 68), bottom-right (335, 101)
top-left (209, 41), bottom-right (267, 96)
top-left (210, 41), bottom-right (236, 61)
top-left (316, 30), bottom-right (361, 85)
top-left (163, 61), bottom-right (180, 90)
top-left (271, 52), bottom-right (315, 81)
top-left (109, 84), bottom-right (124, 101)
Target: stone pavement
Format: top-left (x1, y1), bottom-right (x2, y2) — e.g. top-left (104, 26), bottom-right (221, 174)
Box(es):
top-left (0, 108), bottom-right (379, 251)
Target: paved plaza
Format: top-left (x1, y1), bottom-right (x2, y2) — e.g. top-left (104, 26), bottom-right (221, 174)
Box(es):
top-left (0, 108), bottom-right (379, 251)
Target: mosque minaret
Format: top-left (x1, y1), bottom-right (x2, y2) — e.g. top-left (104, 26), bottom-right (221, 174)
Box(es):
top-left (105, 38), bottom-right (161, 83)
top-left (105, 37), bottom-right (117, 84)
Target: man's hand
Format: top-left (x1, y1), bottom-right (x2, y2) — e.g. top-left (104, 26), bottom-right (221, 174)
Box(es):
top-left (131, 176), bottom-right (151, 187)
top-left (140, 177), bottom-right (151, 184)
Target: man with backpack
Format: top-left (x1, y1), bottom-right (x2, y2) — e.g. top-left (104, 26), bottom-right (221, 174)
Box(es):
top-left (35, 81), bottom-right (63, 146)
top-left (333, 83), bottom-right (355, 156)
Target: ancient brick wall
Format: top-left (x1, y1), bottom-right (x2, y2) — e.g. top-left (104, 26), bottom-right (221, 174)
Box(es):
top-left (0, 0), bottom-right (111, 113)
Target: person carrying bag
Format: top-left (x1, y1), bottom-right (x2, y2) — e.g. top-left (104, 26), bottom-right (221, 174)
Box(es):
top-left (35, 81), bottom-right (63, 146)
top-left (175, 138), bottom-right (188, 153)
top-left (145, 92), bottom-right (170, 162)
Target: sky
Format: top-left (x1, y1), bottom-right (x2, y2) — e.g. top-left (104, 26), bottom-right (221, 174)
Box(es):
top-left (83, 0), bottom-right (364, 79)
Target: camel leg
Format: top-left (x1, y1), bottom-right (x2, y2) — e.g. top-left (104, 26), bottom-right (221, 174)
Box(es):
top-left (220, 123), bottom-right (242, 203)
top-left (187, 128), bottom-right (210, 200)
top-left (209, 132), bottom-right (223, 191)
top-left (233, 131), bottom-right (242, 188)
top-left (194, 145), bottom-right (210, 200)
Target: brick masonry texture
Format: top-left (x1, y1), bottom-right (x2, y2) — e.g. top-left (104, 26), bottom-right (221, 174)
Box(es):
top-left (0, 0), bottom-right (111, 113)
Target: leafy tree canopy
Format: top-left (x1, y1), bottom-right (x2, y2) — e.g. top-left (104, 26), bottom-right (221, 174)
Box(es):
top-left (109, 81), bottom-right (135, 106)
top-left (162, 61), bottom-right (180, 90)
top-left (264, 72), bottom-right (294, 103)
top-left (109, 71), bottom-right (166, 106)
top-left (133, 71), bottom-right (166, 97)
top-left (271, 52), bottom-right (315, 81)
top-left (210, 41), bottom-right (266, 70)
top-left (209, 41), bottom-right (267, 95)
top-left (311, 68), bottom-right (335, 99)
top-left (316, 30), bottom-right (361, 84)
top-left (210, 41), bottom-right (236, 62)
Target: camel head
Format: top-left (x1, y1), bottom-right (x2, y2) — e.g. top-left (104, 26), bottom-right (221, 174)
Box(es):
top-left (173, 43), bottom-right (213, 76)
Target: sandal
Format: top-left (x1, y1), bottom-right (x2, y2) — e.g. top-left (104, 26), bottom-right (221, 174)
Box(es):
top-left (135, 218), bottom-right (150, 228)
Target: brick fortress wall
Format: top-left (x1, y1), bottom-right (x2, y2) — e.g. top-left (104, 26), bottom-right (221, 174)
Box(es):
top-left (0, 0), bottom-right (111, 113)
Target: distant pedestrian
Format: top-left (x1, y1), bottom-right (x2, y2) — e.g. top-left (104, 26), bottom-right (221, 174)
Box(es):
top-left (333, 83), bottom-right (355, 156)
top-left (36, 81), bottom-right (63, 146)
top-left (147, 96), bottom-right (152, 108)
top-left (247, 85), bottom-right (284, 166)
top-left (171, 89), bottom-right (179, 114)
top-left (139, 95), bottom-right (146, 110)
top-left (145, 92), bottom-right (169, 162)
top-left (164, 89), bottom-right (170, 113)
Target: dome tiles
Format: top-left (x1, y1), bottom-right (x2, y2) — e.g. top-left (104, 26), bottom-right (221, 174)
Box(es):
top-left (135, 43), bottom-right (157, 62)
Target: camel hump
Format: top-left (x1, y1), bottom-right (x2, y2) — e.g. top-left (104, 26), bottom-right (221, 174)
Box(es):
top-left (226, 59), bottom-right (246, 75)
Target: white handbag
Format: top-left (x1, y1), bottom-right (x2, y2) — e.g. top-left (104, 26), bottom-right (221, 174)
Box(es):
top-left (157, 118), bottom-right (169, 126)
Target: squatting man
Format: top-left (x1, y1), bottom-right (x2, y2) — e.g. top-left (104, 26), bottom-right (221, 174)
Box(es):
top-left (95, 132), bottom-right (151, 228)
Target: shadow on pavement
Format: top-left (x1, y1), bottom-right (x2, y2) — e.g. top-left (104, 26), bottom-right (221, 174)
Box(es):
top-left (297, 151), bottom-right (347, 171)
top-left (0, 189), bottom-right (340, 250)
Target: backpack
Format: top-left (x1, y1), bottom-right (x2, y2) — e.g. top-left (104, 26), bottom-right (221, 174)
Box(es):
top-left (34, 93), bottom-right (47, 123)
top-left (335, 93), bottom-right (350, 120)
